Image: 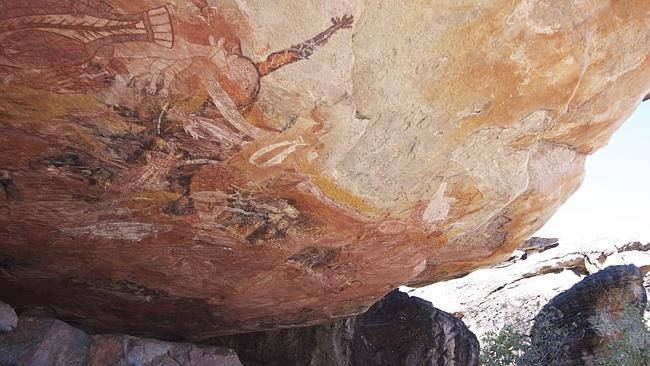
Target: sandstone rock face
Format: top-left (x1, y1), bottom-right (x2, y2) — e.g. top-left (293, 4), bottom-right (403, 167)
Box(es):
top-left (529, 264), bottom-right (647, 365)
top-left (1, 0), bottom-right (649, 337)
top-left (0, 314), bottom-right (243, 366)
top-left (407, 238), bottom-right (650, 339)
top-left (210, 290), bottom-right (479, 366)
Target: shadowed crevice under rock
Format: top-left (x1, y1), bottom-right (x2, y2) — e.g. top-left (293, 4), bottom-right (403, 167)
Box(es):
top-left (208, 290), bottom-right (479, 366)
top-left (0, 292), bottom-right (479, 366)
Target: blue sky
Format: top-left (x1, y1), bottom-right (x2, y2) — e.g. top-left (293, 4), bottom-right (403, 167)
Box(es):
top-left (536, 102), bottom-right (650, 242)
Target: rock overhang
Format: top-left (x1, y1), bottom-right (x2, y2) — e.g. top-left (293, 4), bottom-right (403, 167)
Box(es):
top-left (0, 0), bottom-right (649, 339)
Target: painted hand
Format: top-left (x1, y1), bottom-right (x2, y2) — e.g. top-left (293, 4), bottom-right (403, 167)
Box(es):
top-left (331, 14), bottom-right (354, 29)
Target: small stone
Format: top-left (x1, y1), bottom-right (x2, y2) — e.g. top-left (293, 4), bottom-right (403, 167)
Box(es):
top-left (0, 301), bottom-right (17, 333)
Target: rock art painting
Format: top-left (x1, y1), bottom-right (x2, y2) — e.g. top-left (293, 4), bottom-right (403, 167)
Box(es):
top-left (0, 0), bottom-right (649, 339)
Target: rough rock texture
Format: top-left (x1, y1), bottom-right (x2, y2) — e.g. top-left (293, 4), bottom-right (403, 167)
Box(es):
top-left (86, 335), bottom-right (243, 366)
top-left (1, 0), bottom-right (650, 337)
top-left (406, 238), bottom-right (650, 339)
top-left (520, 236), bottom-right (560, 255)
top-left (0, 317), bottom-right (91, 366)
top-left (0, 314), bottom-right (243, 366)
top-left (0, 292), bottom-right (476, 366)
top-left (529, 264), bottom-right (647, 365)
top-left (0, 301), bottom-right (17, 333)
top-left (210, 289), bottom-right (479, 366)
top-left (349, 290), bottom-right (479, 366)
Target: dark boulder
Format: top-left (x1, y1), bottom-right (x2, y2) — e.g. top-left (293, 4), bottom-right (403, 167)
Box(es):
top-left (210, 289), bottom-right (479, 366)
top-left (0, 317), bottom-right (91, 366)
top-left (528, 264), bottom-right (647, 365)
top-left (351, 290), bottom-right (479, 366)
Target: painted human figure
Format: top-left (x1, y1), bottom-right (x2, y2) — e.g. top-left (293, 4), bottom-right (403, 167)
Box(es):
top-left (143, 14), bottom-right (354, 110)
top-left (0, 0), bottom-right (173, 69)
top-left (0, 0), bottom-right (352, 105)
top-left (0, 0), bottom-right (353, 143)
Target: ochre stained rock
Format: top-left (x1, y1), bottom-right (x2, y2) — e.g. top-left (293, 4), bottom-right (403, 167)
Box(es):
top-left (0, 0), bottom-right (649, 339)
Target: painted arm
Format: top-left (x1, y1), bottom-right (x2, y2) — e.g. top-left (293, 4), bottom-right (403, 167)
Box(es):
top-left (256, 14), bottom-right (353, 77)
top-left (72, 0), bottom-right (115, 15)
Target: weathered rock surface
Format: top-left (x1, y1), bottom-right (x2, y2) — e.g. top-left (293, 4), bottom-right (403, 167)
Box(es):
top-left (520, 236), bottom-right (560, 255)
top-left (0, 317), bottom-right (91, 366)
top-left (0, 314), bottom-right (243, 366)
top-left (349, 290), bottom-right (479, 366)
top-left (86, 335), bottom-right (243, 366)
top-left (1, 0), bottom-right (650, 337)
top-left (406, 238), bottom-right (650, 338)
top-left (529, 264), bottom-right (647, 365)
top-left (209, 289), bottom-right (479, 366)
top-left (0, 301), bottom-right (17, 333)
